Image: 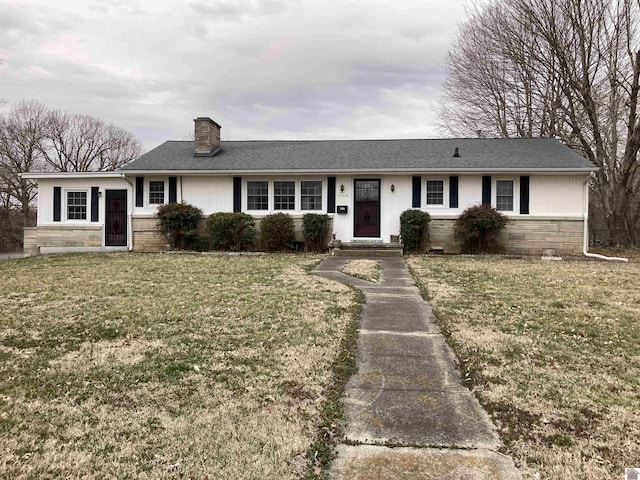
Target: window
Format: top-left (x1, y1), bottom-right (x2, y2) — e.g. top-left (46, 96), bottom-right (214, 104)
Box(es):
top-left (274, 181), bottom-right (295, 210)
top-left (247, 181), bottom-right (268, 210)
top-left (67, 191), bottom-right (87, 220)
top-left (149, 180), bottom-right (165, 204)
top-left (301, 181), bottom-right (322, 210)
top-left (426, 180), bottom-right (444, 205)
top-left (496, 180), bottom-right (514, 211)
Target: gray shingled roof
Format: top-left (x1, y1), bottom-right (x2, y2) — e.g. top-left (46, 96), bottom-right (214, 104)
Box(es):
top-left (120, 138), bottom-right (595, 172)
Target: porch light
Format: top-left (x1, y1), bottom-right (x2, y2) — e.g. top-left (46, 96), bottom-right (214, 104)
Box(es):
top-left (340, 184), bottom-right (345, 192)
top-left (390, 184), bottom-right (395, 192)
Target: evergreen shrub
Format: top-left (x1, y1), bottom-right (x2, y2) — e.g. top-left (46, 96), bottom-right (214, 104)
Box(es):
top-left (206, 212), bottom-right (256, 251)
top-left (454, 204), bottom-right (509, 253)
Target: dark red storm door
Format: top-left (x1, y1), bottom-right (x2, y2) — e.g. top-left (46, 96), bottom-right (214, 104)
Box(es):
top-left (105, 190), bottom-right (127, 246)
top-left (354, 179), bottom-right (381, 237)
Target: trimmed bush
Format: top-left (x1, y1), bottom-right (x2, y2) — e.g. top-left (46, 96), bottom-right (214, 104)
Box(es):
top-left (260, 213), bottom-right (295, 251)
top-left (156, 202), bottom-right (202, 249)
top-left (400, 209), bottom-right (431, 253)
top-left (302, 213), bottom-right (330, 252)
top-left (206, 212), bottom-right (256, 251)
top-left (454, 204), bottom-right (509, 253)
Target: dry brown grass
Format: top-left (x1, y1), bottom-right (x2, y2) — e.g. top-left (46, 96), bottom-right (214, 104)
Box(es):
top-left (340, 259), bottom-right (380, 283)
top-left (407, 253), bottom-right (640, 480)
top-left (0, 253), bottom-right (355, 479)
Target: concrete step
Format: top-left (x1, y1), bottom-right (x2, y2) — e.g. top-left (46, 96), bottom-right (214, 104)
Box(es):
top-left (334, 248), bottom-right (402, 257)
top-left (333, 242), bottom-right (403, 257)
top-left (339, 242), bottom-right (404, 250)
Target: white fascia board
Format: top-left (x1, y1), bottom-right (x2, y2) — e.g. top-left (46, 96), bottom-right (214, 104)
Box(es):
top-left (21, 172), bottom-right (125, 179)
top-left (119, 167), bottom-right (596, 176)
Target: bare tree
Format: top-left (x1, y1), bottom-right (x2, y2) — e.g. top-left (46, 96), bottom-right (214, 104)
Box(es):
top-left (42, 110), bottom-right (142, 172)
top-left (0, 100), bottom-right (142, 251)
top-left (440, 0), bottom-right (640, 245)
top-left (0, 100), bottom-right (49, 218)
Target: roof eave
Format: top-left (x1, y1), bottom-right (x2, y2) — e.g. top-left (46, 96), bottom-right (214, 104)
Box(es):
top-left (119, 167), bottom-right (597, 175)
top-left (20, 172), bottom-right (125, 179)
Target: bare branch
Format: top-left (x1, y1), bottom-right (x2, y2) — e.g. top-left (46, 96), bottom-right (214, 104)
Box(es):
top-left (439, 0), bottom-right (640, 245)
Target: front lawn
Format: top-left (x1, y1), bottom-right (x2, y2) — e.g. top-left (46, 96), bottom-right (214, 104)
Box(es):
top-left (407, 254), bottom-right (640, 479)
top-left (0, 253), bottom-right (356, 479)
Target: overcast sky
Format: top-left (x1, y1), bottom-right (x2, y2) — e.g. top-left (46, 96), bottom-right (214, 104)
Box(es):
top-left (0, 0), bottom-right (468, 151)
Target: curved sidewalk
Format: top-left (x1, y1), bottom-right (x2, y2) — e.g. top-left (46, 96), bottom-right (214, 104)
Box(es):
top-left (313, 256), bottom-right (521, 480)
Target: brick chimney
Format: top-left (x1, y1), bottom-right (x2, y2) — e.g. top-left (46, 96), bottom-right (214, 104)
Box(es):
top-left (194, 117), bottom-right (221, 155)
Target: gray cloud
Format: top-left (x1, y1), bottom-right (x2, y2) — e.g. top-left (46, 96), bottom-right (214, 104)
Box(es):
top-left (0, 0), bottom-right (467, 151)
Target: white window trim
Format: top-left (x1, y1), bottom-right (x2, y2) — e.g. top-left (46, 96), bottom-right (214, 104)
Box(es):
top-left (273, 180), bottom-right (297, 211)
top-left (245, 179), bottom-right (271, 212)
top-left (64, 188), bottom-right (90, 223)
top-left (300, 179), bottom-right (324, 212)
top-left (425, 177), bottom-right (448, 208)
top-left (493, 178), bottom-right (518, 213)
top-left (147, 178), bottom-right (167, 207)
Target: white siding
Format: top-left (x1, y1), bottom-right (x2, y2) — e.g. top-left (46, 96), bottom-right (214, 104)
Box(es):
top-left (182, 176), bottom-right (233, 214)
top-left (334, 173), bottom-right (588, 242)
top-left (333, 175), bottom-right (412, 242)
top-left (35, 173), bottom-right (587, 245)
top-left (530, 175), bottom-right (585, 216)
top-left (37, 177), bottom-right (131, 225)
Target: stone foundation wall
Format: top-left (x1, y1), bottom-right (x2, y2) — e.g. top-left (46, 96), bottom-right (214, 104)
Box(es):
top-left (132, 217), bottom-right (166, 252)
top-left (23, 225), bottom-right (103, 255)
top-left (252, 215), bottom-right (315, 242)
top-left (132, 214), bottom-right (333, 252)
top-left (428, 217), bottom-right (584, 255)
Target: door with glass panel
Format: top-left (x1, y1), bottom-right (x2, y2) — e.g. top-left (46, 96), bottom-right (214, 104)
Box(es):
top-left (105, 190), bottom-right (127, 246)
top-left (354, 179), bottom-right (380, 237)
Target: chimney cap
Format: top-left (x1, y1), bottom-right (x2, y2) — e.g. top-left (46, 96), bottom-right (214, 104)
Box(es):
top-left (453, 147), bottom-right (461, 157)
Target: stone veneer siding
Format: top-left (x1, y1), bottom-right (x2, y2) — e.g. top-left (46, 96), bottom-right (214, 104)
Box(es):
top-left (428, 217), bottom-right (584, 255)
top-left (132, 214), bottom-right (333, 252)
top-left (132, 217), bottom-right (166, 252)
top-left (23, 225), bottom-right (103, 255)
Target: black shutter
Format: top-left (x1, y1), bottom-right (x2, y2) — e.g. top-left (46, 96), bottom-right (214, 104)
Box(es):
top-left (482, 176), bottom-right (491, 205)
top-left (412, 176), bottom-right (421, 208)
top-left (449, 176), bottom-right (459, 208)
top-left (91, 187), bottom-right (99, 222)
top-left (520, 176), bottom-right (530, 214)
top-left (169, 176), bottom-right (177, 203)
top-left (135, 177), bottom-right (144, 207)
top-left (327, 176), bottom-right (336, 213)
top-left (233, 177), bottom-right (241, 213)
top-left (53, 186), bottom-right (61, 222)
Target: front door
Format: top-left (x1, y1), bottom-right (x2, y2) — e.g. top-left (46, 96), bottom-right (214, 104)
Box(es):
top-left (354, 179), bottom-right (381, 237)
top-left (105, 190), bottom-right (127, 246)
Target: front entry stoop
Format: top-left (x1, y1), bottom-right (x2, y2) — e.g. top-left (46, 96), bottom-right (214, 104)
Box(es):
top-left (333, 242), bottom-right (403, 257)
top-left (313, 257), bottom-right (522, 480)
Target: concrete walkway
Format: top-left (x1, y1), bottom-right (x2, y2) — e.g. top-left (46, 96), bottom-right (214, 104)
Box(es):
top-left (313, 256), bottom-right (521, 480)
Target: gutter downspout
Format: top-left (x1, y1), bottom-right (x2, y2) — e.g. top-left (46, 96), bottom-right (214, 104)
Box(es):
top-left (121, 174), bottom-right (135, 252)
top-left (582, 176), bottom-right (628, 262)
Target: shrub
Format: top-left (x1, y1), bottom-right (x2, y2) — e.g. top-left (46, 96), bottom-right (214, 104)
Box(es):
top-left (190, 235), bottom-right (212, 252)
top-left (260, 213), bottom-right (295, 251)
top-left (454, 204), bottom-right (510, 253)
top-left (156, 202), bottom-right (202, 249)
top-left (206, 212), bottom-right (256, 251)
top-left (400, 209), bottom-right (431, 253)
top-left (302, 213), bottom-right (330, 252)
